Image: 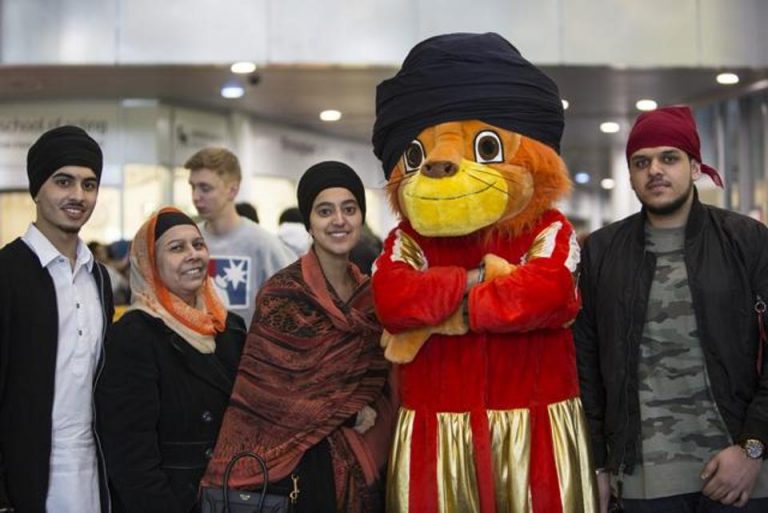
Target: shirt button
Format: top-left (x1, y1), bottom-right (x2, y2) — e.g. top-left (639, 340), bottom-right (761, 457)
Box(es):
top-left (201, 411), bottom-right (213, 423)
top-left (76, 303), bottom-right (80, 309)
top-left (78, 329), bottom-right (83, 336)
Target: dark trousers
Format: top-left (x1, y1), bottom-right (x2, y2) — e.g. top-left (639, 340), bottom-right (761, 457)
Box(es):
top-left (621, 493), bottom-right (768, 513)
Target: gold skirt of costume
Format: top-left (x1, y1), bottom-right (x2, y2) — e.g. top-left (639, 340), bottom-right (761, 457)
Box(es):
top-left (386, 398), bottom-right (598, 513)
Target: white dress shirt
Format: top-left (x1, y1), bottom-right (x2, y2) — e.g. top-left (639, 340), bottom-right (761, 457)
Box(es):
top-left (22, 224), bottom-right (104, 513)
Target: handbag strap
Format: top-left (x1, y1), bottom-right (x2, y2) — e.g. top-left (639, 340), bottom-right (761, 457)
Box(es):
top-left (222, 451), bottom-right (269, 513)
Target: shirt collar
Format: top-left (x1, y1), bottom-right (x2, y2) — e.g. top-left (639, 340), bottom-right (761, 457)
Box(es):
top-left (22, 223), bottom-right (94, 272)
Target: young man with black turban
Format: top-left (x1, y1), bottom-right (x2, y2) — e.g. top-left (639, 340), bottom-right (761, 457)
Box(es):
top-left (0, 126), bottom-right (114, 513)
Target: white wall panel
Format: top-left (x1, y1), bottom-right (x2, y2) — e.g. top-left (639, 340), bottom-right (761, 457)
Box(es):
top-left (699, 0), bottom-right (764, 67)
top-left (268, 0), bottom-right (417, 64)
top-left (1, 0), bottom-right (118, 63)
top-left (415, 0), bottom-right (561, 64)
top-left (562, 0), bottom-right (698, 66)
top-left (119, 0), bottom-right (267, 63)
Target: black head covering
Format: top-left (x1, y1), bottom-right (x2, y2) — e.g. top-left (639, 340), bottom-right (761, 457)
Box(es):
top-left (154, 210), bottom-right (198, 242)
top-left (297, 161), bottom-right (366, 229)
top-left (27, 125), bottom-right (103, 198)
top-left (372, 32), bottom-right (564, 178)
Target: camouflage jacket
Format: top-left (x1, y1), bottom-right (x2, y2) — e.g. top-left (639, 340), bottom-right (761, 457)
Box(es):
top-left (574, 191), bottom-right (768, 473)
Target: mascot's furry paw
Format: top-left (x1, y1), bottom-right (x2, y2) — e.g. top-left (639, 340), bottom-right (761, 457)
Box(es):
top-left (380, 307), bottom-right (468, 363)
top-left (483, 253), bottom-right (517, 281)
top-left (381, 327), bottom-right (432, 363)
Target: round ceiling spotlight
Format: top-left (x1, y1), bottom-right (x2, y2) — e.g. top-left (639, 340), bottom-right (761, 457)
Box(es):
top-left (635, 99), bottom-right (658, 111)
top-left (600, 122), bottom-right (620, 134)
top-left (230, 62), bottom-right (257, 74)
top-left (561, 99), bottom-right (570, 110)
top-left (600, 178), bottom-right (616, 190)
top-left (220, 84), bottom-right (245, 99)
top-left (716, 72), bottom-right (739, 85)
top-left (319, 109), bottom-right (342, 122)
top-left (574, 172), bottom-right (590, 184)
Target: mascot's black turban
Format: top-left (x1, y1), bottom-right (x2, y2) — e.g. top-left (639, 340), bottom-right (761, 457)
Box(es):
top-left (372, 32), bottom-right (564, 178)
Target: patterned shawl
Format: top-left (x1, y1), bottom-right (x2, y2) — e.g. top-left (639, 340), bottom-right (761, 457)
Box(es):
top-left (203, 249), bottom-right (389, 488)
top-left (129, 207), bottom-right (227, 353)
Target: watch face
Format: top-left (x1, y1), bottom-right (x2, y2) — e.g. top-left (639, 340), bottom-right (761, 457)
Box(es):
top-left (743, 439), bottom-right (766, 459)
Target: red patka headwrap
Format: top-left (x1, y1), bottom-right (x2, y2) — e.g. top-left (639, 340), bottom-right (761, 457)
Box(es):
top-left (626, 105), bottom-right (723, 188)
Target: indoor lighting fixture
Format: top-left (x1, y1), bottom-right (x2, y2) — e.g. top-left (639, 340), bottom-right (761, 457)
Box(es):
top-left (600, 178), bottom-right (616, 190)
top-left (319, 109), bottom-right (342, 122)
top-left (221, 84), bottom-right (245, 99)
top-left (230, 62), bottom-right (257, 74)
top-left (561, 99), bottom-right (570, 110)
top-left (600, 122), bottom-right (620, 134)
top-left (716, 72), bottom-right (739, 85)
top-left (574, 172), bottom-right (590, 184)
top-left (635, 99), bottom-right (657, 111)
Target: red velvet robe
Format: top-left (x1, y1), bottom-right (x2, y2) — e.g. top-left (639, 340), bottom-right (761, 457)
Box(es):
top-left (372, 209), bottom-right (597, 513)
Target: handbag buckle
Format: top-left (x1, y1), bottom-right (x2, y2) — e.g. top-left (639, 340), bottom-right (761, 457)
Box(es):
top-left (289, 474), bottom-right (301, 505)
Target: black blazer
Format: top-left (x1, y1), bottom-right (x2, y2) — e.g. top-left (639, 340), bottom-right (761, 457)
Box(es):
top-left (0, 238), bottom-right (114, 513)
top-left (96, 310), bottom-right (245, 513)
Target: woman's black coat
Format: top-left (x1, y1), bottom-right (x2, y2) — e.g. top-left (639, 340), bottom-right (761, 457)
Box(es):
top-left (96, 310), bottom-right (245, 513)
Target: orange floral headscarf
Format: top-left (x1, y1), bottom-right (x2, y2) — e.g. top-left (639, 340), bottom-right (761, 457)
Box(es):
top-left (128, 206), bottom-right (227, 353)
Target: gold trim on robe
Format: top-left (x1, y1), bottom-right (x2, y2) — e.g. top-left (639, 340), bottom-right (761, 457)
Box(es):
top-left (386, 408), bottom-right (414, 513)
top-left (386, 402), bottom-right (596, 513)
top-left (487, 408), bottom-right (532, 513)
top-left (548, 398), bottom-right (599, 513)
top-left (437, 412), bottom-right (480, 513)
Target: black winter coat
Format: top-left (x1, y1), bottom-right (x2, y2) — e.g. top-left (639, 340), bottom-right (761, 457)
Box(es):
top-left (0, 238), bottom-right (114, 513)
top-left (96, 310), bottom-right (245, 513)
top-left (573, 192), bottom-right (768, 473)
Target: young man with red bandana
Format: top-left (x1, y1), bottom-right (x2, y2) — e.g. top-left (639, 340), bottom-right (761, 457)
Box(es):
top-left (575, 106), bottom-right (768, 512)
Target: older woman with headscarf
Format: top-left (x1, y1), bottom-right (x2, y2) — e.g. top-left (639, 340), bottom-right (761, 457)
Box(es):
top-left (96, 207), bottom-right (246, 513)
top-left (202, 161), bottom-right (396, 513)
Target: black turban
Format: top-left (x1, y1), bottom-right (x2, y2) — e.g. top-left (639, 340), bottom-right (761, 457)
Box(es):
top-left (372, 32), bottom-right (564, 178)
top-left (297, 161), bottom-right (366, 229)
top-left (27, 125), bottom-right (103, 198)
top-left (154, 210), bottom-right (198, 242)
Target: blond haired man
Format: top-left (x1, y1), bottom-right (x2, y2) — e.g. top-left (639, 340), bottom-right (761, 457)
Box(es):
top-left (186, 148), bottom-right (293, 326)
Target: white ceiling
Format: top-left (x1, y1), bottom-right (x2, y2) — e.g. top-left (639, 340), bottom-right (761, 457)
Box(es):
top-left (2, 64), bottom-right (766, 178)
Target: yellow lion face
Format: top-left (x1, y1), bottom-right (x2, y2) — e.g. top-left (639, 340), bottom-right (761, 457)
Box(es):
top-left (386, 120), bottom-right (571, 238)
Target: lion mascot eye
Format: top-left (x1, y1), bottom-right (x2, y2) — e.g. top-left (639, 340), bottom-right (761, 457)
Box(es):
top-left (403, 139), bottom-right (425, 173)
top-left (473, 130), bottom-right (504, 163)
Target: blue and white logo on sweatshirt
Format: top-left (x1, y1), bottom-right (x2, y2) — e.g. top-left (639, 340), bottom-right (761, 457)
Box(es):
top-left (207, 256), bottom-right (252, 308)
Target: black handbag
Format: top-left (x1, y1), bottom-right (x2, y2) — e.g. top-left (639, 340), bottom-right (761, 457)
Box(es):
top-left (200, 451), bottom-right (299, 513)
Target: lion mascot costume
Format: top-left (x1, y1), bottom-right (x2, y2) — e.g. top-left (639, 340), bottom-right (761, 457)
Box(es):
top-left (371, 33), bottom-right (598, 513)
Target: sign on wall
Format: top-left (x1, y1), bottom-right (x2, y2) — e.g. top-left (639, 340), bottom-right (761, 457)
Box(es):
top-left (0, 102), bottom-right (121, 188)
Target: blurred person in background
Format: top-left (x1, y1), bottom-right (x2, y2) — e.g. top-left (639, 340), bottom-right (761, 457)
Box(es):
top-left (235, 201), bottom-right (259, 224)
top-left (186, 148), bottom-right (293, 326)
top-left (277, 206), bottom-right (311, 259)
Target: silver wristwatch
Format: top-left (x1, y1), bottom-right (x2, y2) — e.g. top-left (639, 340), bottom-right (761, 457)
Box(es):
top-left (741, 438), bottom-right (766, 460)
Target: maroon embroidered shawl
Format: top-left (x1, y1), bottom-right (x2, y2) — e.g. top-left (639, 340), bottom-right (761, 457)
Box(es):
top-left (203, 250), bottom-right (390, 489)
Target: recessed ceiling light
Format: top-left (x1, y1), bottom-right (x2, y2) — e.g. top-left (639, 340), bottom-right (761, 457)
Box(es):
top-left (230, 62), bottom-right (257, 74)
top-left (600, 122), bottom-right (620, 134)
top-left (319, 110), bottom-right (342, 122)
top-left (221, 85), bottom-right (245, 99)
top-left (561, 99), bottom-right (570, 110)
top-left (601, 178), bottom-right (616, 190)
top-left (574, 172), bottom-right (590, 184)
top-left (635, 99), bottom-right (658, 111)
top-left (716, 72), bottom-right (739, 85)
